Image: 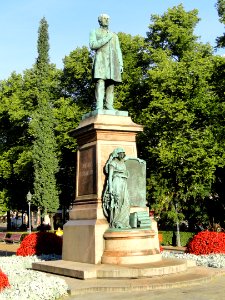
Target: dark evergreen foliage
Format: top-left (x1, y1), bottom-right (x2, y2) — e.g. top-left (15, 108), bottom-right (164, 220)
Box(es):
top-left (31, 17), bottom-right (59, 215)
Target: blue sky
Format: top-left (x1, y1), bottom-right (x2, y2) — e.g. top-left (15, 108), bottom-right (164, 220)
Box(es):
top-left (0, 0), bottom-right (224, 80)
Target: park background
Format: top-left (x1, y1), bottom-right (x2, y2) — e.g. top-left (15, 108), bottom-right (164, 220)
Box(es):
top-left (0, 0), bottom-right (225, 239)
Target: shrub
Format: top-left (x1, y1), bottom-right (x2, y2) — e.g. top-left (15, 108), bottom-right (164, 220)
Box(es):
top-left (37, 224), bottom-right (51, 231)
top-left (159, 231), bottom-right (173, 246)
top-left (172, 231), bottom-right (195, 247)
top-left (0, 269), bottom-right (10, 291)
top-left (159, 231), bottom-right (195, 246)
top-left (186, 231), bottom-right (225, 255)
top-left (19, 224), bottom-right (28, 231)
top-left (16, 232), bottom-right (62, 256)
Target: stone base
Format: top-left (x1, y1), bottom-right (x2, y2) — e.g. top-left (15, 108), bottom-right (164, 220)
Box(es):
top-left (101, 229), bottom-right (161, 265)
top-left (62, 220), bottom-right (108, 264)
top-left (32, 258), bottom-right (192, 279)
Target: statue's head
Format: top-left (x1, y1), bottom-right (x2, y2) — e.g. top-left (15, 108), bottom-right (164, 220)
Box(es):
top-left (113, 147), bottom-right (125, 159)
top-left (98, 13), bottom-right (110, 26)
top-left (104, 147), bottom-right (126, 173)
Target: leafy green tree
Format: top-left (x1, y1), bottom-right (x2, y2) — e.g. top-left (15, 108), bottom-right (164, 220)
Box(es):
top-left (207, 51), bottom-right (225, 226)
top-left (115, 33), bottom-right (148, 118)
top-left (53, 47), bottom-right (94, 213)
top-left (53, 96), bottom-right (82, 214)
top-left (216, 0), bottom-right (225, 47)
top-left (146, 4), bottom-right (200, 59)
top-left (2, 4), bottom-right (225, 232)
top-left (31, 18), bottom-right (59, 225)
top-left (61, 46), bottom-right (94, 110)
top-left (0, 190), bottom-right (8, 215)
top-left (0, 72), bottom-right (33, 219)
top-left (134, 5), bottom-right (221, 228)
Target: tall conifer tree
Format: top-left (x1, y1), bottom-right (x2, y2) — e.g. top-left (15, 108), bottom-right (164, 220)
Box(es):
top-left (32, 17), bottom-right (59, 224)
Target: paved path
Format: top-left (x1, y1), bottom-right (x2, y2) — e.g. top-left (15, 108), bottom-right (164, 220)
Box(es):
top-left (0, 242), bottom-right (19, 256)
top-left (66, 274), bottom-right (225, 300)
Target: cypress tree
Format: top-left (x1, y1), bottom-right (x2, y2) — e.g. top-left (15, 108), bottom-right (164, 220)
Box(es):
top-left (32, 17), bottom-right (59, 226)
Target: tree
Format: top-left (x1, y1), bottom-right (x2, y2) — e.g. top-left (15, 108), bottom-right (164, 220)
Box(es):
top-left (146, 4), bottom-right (200, 60)
top-left (61, 46), bottom-right (94, 110)
top-left (0, 72), bottom-right (34, 221)
top-left (216, 0), bottom-right (225, 47)
top-left (31, 18), bottom-right (59, 226)
top-left (115, 32), bottom-right (148, 118)
top-left (1, 4), bottom-right (225, 231)
top-left (133, 5), bottom-right (221, 229)
top-left (51, 47), bottom-right (94, 214)
top-left (208, 51), bottom-right (225, 225)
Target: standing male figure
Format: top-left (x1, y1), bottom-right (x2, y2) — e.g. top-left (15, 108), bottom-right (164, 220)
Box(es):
top-left (89, 14), bottom-right (123, 110)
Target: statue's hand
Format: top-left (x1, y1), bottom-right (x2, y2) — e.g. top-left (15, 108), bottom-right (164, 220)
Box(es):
top-left (138, 158), bottom-right (146, 164)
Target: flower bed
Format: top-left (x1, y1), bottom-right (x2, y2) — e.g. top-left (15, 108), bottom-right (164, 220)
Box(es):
top-left (16, 232), bottom-right (62, 256)
top-left (162, 251), bottom-right (225, 268)
top-left (186, 231), bottom-right (225, 255)
top-left (0, 269), bottom-right (10, 291)
top-left (0, 255), bottom-right (68, 299)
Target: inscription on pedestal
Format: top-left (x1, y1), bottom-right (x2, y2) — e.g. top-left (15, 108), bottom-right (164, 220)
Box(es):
top-left (78, 146), bottom-right (96, 196)
top-left (125, 160), bottom-right (146, 207)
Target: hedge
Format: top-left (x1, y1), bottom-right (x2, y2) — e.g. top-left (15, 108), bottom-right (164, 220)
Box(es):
top-left (159, 231), bottom-right (195, 247)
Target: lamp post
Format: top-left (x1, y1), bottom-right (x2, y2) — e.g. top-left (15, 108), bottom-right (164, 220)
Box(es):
top-left (27, 191), bottom-right (32, 234)
top-left (175, 202), bottom-right (181, 247)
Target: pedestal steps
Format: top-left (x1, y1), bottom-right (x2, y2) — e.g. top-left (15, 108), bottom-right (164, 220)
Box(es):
top-left (32, 258), bottom-right (194, 280)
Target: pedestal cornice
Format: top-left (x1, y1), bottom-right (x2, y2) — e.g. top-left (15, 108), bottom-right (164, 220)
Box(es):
top-left (70, 112), bottom-right (143, 141)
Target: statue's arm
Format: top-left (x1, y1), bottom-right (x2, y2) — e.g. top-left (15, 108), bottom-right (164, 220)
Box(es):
top-left (108, 164), bottom-right (114, 194)
top-left (115, 35), bottom-right (123, 72)
top-left (89, 30), bottom-right (113, 50)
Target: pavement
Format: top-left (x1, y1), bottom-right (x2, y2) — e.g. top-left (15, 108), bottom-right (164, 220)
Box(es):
top-left (1, 243), bottom-right (225, 300)
top-left (65, 274), bottom-right (225, 300)
top-left (0, 242), bottom-right (19, 256)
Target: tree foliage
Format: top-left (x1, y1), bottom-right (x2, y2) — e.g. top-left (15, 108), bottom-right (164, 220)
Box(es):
top-left (61, 46), bottom-right (94, 109)
top-left (1, 4), bottom-right (225, 230)
top-left (146, 4), bottom-right (200, 59)
top-left (0, 73), bottom-right (33, 212)
top-left (216, 0), bottom-right (225, 47)
top-left (31, 17), bottom-right (59, 215)
top-left (124, 4), bottom-right (225, 227)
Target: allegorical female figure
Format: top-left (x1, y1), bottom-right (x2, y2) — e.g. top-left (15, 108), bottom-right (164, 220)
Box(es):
top-left (103, 148), bottom-right (130, 229)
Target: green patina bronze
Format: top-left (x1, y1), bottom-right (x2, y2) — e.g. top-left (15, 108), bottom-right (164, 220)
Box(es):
top-left (103, 148), bottom-right (147, 229)
top-left (103, 148), bottom-right (130, 229)
top-left (125, 159), bottom-right (147, 207)
top-left (89, 14), bottom-right (123, 110)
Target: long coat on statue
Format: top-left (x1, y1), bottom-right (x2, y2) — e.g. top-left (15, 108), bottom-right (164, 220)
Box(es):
top-left (89, 28), bottom-right (123, 83)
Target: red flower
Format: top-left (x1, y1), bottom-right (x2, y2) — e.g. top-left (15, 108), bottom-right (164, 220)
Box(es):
top-left (186, 231), bottom-right (225, 255)
top-left (16, 232), bottom-right (62, 256)
top-left (0, 269), bottom-right (10, 291)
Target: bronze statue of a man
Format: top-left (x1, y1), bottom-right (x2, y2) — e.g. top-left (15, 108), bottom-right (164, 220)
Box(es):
top-left (89, 14), bottom-right (123, 110)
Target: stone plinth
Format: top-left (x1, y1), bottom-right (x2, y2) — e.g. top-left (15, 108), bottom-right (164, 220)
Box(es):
top-left (62, 111), bottom-right (143, 264)
top-left (102, 229), bottom-right (161, 265)
top-left (32, 258), bottom-right (190, 280)
top-left (70, 112), bottom-right (143, 219)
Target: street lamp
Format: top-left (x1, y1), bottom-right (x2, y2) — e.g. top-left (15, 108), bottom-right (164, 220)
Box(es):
top-left (175, 202), bottom-right (181, 247)
top-left (27, 191), bottom-right (32, 234)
